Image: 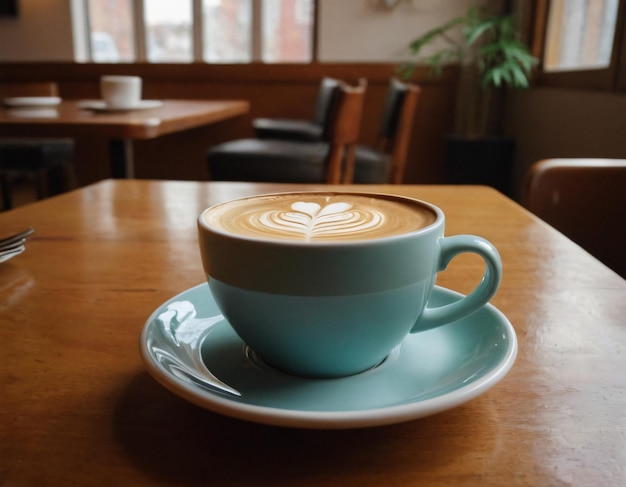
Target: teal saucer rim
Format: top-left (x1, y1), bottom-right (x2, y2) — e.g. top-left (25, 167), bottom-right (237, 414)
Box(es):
top-left (139, 283), bottom-right (517, 429)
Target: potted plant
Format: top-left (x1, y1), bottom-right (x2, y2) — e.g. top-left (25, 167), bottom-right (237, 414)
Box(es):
top-left (399, 5), bottom-right (537, 194)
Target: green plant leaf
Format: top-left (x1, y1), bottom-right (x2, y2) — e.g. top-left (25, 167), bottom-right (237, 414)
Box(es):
top-left (464, 20), bottom-right (494, 47)
top-left (394, 62), bottom-right (416, 80)
top-left (506, 44), bottom-right (539, 71)
top-left (408, 16), bottom-right (465, 54)
top-left (511, 65), bottom-right (530, 87)
top-left (400, 3), bottom-right (537, 136)
top-left (418, 48), bottom-right (456, 76)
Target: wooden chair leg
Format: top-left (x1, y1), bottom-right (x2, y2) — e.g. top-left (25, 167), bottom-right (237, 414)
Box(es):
top-left (341, 145), bottom-right (357, 184)
top-left (325, 143), bottom-right (345, 184)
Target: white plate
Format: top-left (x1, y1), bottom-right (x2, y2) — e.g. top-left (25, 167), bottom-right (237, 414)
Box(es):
top-left (78, 100), bottom-right (163, 112)
top-left (140, 283), bottom-right (518, 429)
top-left (3, 97), bottom-right (61, 108)
top-left (6, 108), bottom-right (58, 119)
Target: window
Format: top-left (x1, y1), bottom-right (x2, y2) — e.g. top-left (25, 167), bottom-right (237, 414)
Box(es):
top-left (87, 0), bottom-right (135, 62)
top-left (261, 0), bottom-right (314, 63)
top-left (203, 0), bottom-right (252, 63)
top-left (534, 0), bottom-right (626, 90)
top-left (543, 0), bottom-right (619, 72)
top-left (76, 0), bottom-right (315, 64)
top-left (145, 0), bottom-right (194, 63)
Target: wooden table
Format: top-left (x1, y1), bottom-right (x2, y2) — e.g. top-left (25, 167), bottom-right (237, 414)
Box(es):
top-left (0, 99), bottom-right (249, 178)
top-left (1, 180), bottom-right (624, 486)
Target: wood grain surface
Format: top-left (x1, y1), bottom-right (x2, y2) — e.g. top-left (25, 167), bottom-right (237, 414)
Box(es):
top-left (0, 99), bottom-right (249, 183)
top-left (0, 99), bottom-right (250, 139)
top-left (1, 180), bottom-right (624, 486)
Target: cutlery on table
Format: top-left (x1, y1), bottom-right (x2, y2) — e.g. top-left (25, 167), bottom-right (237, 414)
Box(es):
top-left (0, 245), bottom-right (25, 263)
top-left (0, 228), bottom-right (34, 250)
top-left (0, 228), bottom-right (34, 263)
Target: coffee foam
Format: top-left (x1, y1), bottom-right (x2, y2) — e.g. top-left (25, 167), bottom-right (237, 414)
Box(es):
top-left (204, 193), bottom-right (437, 242)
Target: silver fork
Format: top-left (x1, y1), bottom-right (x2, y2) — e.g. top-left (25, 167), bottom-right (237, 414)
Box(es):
top-left (0, 228), bottom-right (34, 251)
top-left (0, 244), bottom-right (25, 263)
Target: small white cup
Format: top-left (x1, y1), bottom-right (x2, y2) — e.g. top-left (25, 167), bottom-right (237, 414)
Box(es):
top-left (100, 75), bottom-right (142, 109)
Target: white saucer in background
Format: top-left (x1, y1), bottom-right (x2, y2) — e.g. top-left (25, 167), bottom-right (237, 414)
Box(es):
top-left (3, 96), bottom-right (62, 108)
top-left (78, 99), bottom-right (163, 112)
top-left (7, 108), bottom-right (59, 119)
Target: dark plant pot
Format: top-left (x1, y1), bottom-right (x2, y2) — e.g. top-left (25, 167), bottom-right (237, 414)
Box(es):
top-left (444, 135), bottom-right (515, 195)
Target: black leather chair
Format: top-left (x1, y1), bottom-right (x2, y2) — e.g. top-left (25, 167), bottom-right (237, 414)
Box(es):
top-left (208, 79), bottom-right (370, 184)
top-left (348, 78), bottom-right (421, 184)
top-left (252, 77), bottom-right (340, 142)
top-left (0, 138), bottom-right (76, 210)
top-left (208, 79), bottom-right (421, 184)
top-left (0, 82), bottom-right (76, 210)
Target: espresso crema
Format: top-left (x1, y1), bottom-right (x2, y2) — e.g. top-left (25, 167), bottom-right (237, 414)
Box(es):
top-left (204, 193), bottom-right (437, 242)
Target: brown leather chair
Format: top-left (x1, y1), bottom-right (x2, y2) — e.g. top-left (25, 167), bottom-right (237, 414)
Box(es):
top-left (208, 79), bottom-right (370, 184)
top-left (0, 82), bottom-right (76, 210)
top-left (252, 77), bottom-right (340, 142)
top-left (522, 158), bottom-right (626, 278)
top-left (348, 78), bottom-right (420, 184)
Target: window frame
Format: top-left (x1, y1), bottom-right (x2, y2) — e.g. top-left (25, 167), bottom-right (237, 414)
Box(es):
top-left (77, 0), bottom-right (318, 64)
top-left (531, 0), bottom-right (626, 91)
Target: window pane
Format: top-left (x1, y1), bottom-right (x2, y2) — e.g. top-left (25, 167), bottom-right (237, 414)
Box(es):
top-left (262, 0), bottom-right (313, 63)
top-left (203, 0), bottom-right (252, 63)
top-left (88, 0), bottom-right (134, 62)
top-left (144, 0), bottom-right (193, 63)
top-left (544, 0), bottom-right (618, 72)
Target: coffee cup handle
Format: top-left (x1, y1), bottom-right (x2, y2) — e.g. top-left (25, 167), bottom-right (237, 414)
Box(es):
top-left (411, 235), bottom-right (502, 333)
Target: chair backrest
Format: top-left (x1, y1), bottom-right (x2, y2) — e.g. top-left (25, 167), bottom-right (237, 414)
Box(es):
top-left (378, 79), bottom-right (421, 184)
top-left (522, 158), bottom-right (626, 277)
top-left (0, 82), bottom-right (59, 98)
top-left (312, 77), bottom-right (341, 126)
top-left (323, 79), bottom-right (367, 184)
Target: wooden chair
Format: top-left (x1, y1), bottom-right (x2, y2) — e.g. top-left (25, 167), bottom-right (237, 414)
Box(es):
top-left (348, 78), bottom-right (421, 184)
top-left (0, 82), bottom-right (76, 210)
top-left (0, 82), bottom-right (59, 99)
top-left (252, 77), bottom-right (340, 142)
top-left (522, 158), bottom-right (626, 277)
top-left (208, 79), bottom-right (369, 184)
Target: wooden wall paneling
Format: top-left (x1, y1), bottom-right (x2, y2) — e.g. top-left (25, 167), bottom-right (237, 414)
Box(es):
top-left (411, 82), bottom-right (459, 184)
top-left (0, 81), bottom-right (59, 97)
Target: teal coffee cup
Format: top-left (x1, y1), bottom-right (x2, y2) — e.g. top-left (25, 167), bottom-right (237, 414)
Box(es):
top-left (198, 191), bottom-right (502, 378)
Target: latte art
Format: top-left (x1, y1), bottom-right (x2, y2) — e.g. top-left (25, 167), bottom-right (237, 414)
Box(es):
top-left (255, 201), bottom-right (386, 240)
top-left (204, 192), bottom-right (437, 242)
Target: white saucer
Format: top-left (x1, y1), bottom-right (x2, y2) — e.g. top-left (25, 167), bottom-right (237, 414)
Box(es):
top-left (6, 108), bottom-right (58, 119)
top-left (3, 96), bottom-right (61, 108)
top-left (79, 99), bottom-right (163, 112)
top-left (140, 283), bottom-right (517, 429)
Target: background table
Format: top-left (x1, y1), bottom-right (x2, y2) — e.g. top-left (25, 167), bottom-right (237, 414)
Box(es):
top-left (0, 99), bottom-right (249, 178)
top-left (1, 180), bottom-right (624, 486)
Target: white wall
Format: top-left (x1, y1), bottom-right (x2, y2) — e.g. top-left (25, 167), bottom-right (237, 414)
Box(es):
top-left (0, 0), bottom-right (74, 61)
top-left (317, 0), bottom-right (474, 62)
top-left (0, 0), bottom-right (476, 63)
